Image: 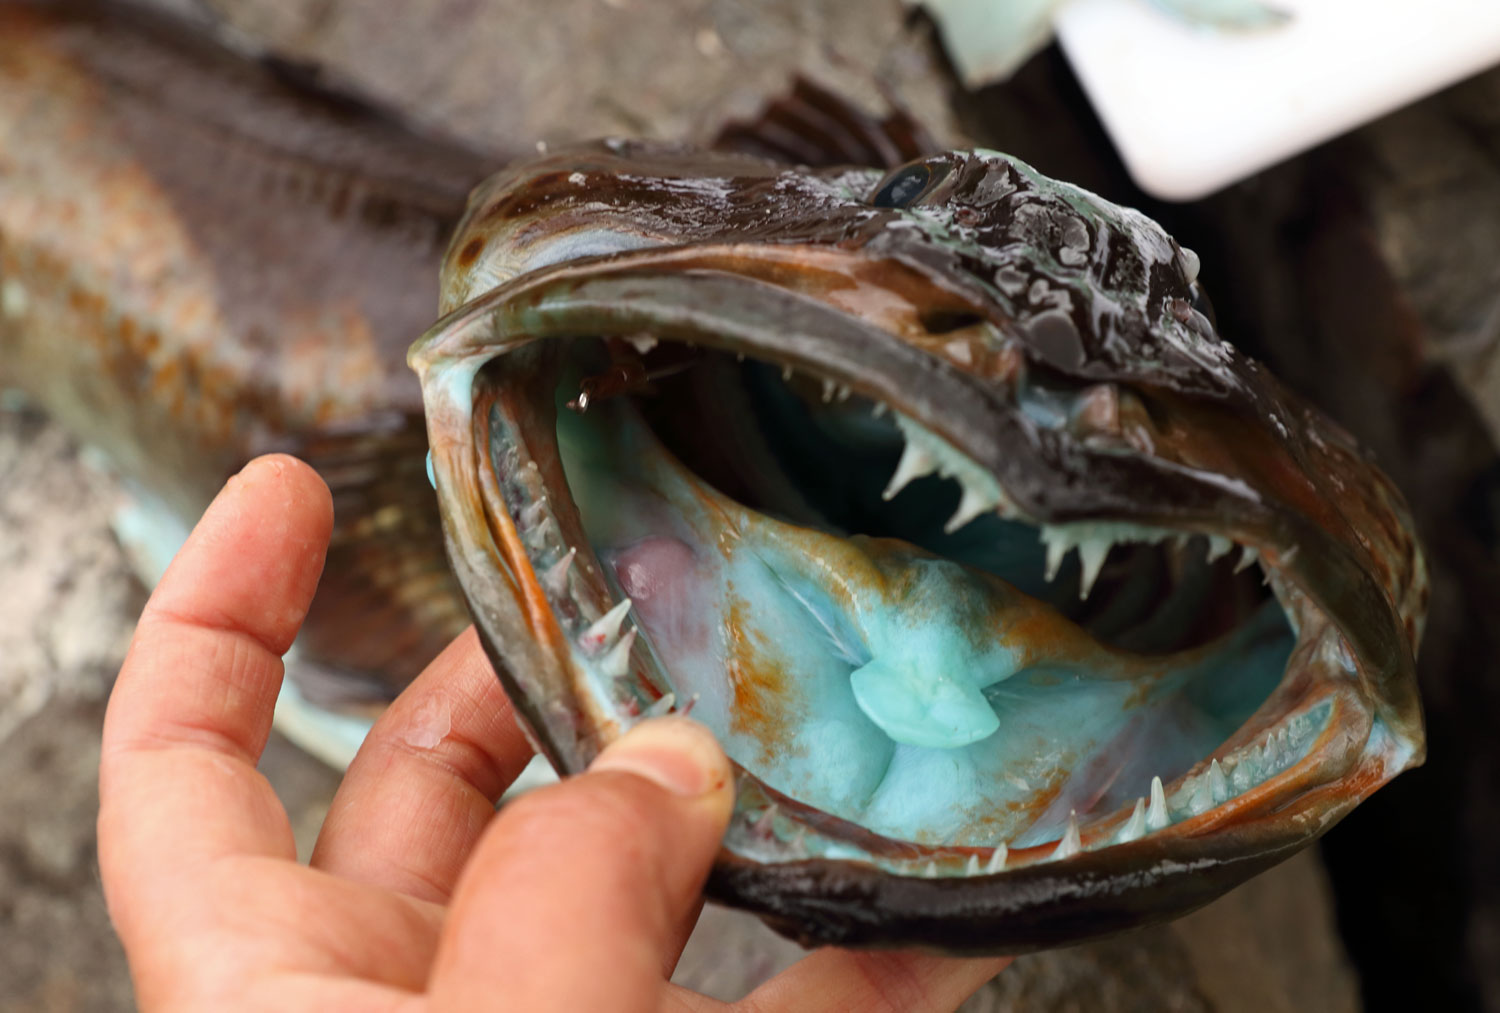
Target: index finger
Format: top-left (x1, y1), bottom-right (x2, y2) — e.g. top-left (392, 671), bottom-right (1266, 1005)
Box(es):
top-left (98, 455), bottom-right (333, 939)
top-left (308, 627), bottom-right (537, 903)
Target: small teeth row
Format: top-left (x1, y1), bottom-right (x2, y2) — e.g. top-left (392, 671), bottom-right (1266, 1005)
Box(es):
top-left (511, 466), bottom-right (656, 708)
top-left (819, 378), bottom-right (854, 403)
top-left (898, 699), bottom-right (1331, 878)
top-left (1227, 702), bottom-right (1329, 792)
top-left (875, 411), bottom-right (1263, 592)
top-left (1039, 523), bottom-right (1259, 600)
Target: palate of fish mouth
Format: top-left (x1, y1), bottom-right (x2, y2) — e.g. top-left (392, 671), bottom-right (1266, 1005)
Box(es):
top-left (453, 331), bottom-right (1364, 877)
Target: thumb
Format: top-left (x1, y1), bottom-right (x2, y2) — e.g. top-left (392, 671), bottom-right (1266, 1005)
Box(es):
top-left (428, 716), bottom-right (735, 1012)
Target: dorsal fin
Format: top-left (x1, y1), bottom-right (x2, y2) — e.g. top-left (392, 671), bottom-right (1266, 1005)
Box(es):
top-left (714, 77), bottom-right (939, 170)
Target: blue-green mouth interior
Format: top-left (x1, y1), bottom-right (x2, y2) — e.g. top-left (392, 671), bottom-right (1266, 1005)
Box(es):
top-left (551, 344), bottom-right (1294, 848)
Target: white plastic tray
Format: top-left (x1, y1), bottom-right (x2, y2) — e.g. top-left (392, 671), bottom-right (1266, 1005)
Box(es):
top-left (1055, 0), bottom-right (1500, 200)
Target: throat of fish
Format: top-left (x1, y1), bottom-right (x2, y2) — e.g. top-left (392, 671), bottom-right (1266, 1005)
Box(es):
top-left (551, 349), bottom-right (1290, 848)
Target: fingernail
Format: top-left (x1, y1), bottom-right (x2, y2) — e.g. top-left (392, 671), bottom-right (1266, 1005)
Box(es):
top-left (589, 716), bottom-right (729, 798)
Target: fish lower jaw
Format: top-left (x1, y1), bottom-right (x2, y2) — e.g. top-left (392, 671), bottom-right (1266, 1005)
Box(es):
top-left (741, 685), bottom-right (1348, 879)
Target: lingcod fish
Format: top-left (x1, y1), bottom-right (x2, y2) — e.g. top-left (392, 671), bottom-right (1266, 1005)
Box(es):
top-left (1, 0), bottom-right (1425, 952)
top-left (411, 139), bottom-right (1426, 950)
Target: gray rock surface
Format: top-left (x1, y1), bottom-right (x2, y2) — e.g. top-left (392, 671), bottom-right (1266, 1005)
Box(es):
top-left (202, 0), bottom-right (965, 158)
top-left (1358, 69), bottom-right (1500, 444)
top-left (0, 692), bottom-right (343, 1013)
top-left (0, 406), bottom-right (137, 747)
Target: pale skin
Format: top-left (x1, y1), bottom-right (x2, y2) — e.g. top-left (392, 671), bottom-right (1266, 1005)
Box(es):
top-left (97, 455), bottom-right (1011, 1011)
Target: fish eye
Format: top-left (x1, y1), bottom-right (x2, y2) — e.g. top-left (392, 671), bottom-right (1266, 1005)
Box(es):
top-left (871, 163), bottom-right (934, 209)
top-left (1189, 281), bottom-right (1218, 330)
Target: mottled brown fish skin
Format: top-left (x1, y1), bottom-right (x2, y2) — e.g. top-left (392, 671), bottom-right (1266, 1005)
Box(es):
top-left (0, 1), bottom-right (492, 699)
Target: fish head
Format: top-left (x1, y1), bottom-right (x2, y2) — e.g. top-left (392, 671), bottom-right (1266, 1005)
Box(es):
top-left (411, 142), bottom-right (1425, 951)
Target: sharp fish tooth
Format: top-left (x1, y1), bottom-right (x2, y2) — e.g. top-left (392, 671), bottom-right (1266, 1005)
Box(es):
top-left (1051, 811), bottom-right (1082, 860)
top-left (782, 364), bottom-right (794, 382)
top-left (520, 498), bottom-right (547, 529)
top-left (1045, 542), bottom-right (1068, 581)
top-left (1209, 759), bottom-right (1229, 803)
top-left (1235, 544), bottom-right (1259, 573)
top-left (525, 514), bottom-right (556, 547)
top-left (924, 861), bottom-right (938, 878)
top-left (944, 484), bottom-right (997, 533)
top-left (871, 401), bottom-right (889, 418)
top-left (1118, 797), bottom-right (1147, 843)
top-left (600, 627), bottom-right (636, 678)
top-left (821, 378), bottom-right (836, 403)
top-left (581, 598), bottom-right (633, 651)
top-left (835, 382), bottom-right (852, 402)
top-left (1042, 529), bottom-right (1074, 582)
top-left (1076, 537), bottom-right (1110, 599)
top-left (644, 692), bottom-right (675, 718)
top-left (1147, 776), bottom-right (1169, 830)
top-left (966, 854), bottom-right (981, 876)
top-left (1188, 772), bottom-right (1213, 815)
top-left (542, 548), bottom-right (577, 598)
top-left (986, 843), bottom-right (1008, 873)
top-left (1232, 759), bottom-right (1254, 792)
top-left (1206, 534), bottom-right (1233, 563)
top-left (883, 442), bottom-right (937, 500)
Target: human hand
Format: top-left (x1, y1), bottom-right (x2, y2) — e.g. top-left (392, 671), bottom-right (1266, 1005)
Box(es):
top-left (97, 455), bottom-right (1010, 1011)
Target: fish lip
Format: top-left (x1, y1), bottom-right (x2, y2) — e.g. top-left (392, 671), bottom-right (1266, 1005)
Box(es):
top-left (411, 241), bottom-right (1425, 950)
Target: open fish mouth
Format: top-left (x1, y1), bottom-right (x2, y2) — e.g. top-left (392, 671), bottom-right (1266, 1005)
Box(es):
top-left (410, 144), bottom-right (1426, 952)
